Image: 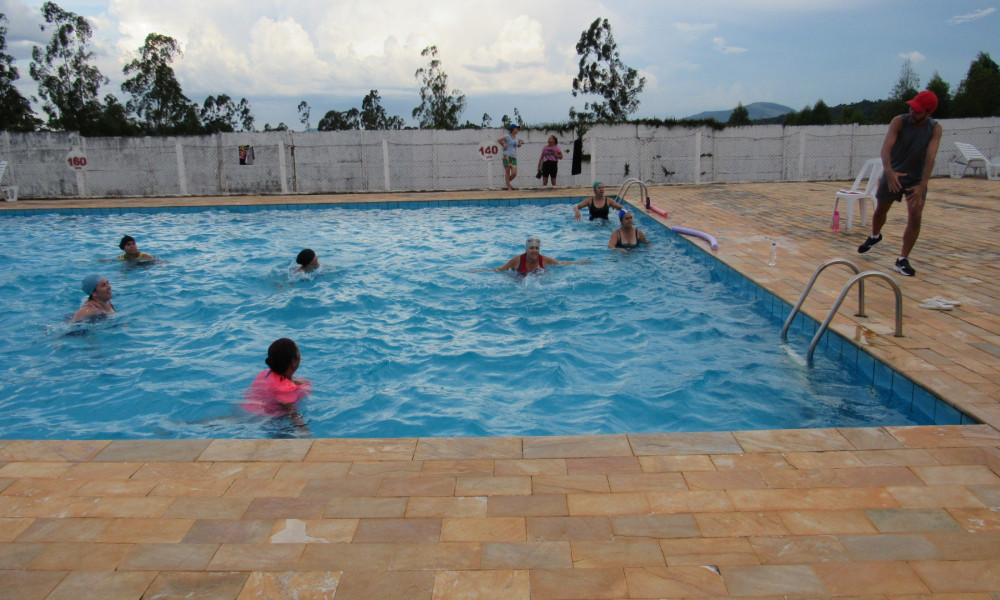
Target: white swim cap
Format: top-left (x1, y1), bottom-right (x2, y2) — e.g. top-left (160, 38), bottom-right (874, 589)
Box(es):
top-left (526, 236), bottom-right (541, 249)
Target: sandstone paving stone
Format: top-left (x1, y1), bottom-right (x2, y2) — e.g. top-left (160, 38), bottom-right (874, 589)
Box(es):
top-left (628, 431), bottom-right (743, 456)
top-left (267, 518), bottom-right (357, 543)
top-left (92, 439), bottom-right (211, 462)
top-left (0, 570), bottom-right (68, 600)
top-left (566, 492), bottom-right (650, 515)
top-left (784, 450), bottom-right (864, 469)
top-left (413, 436), bottom-right (521, 460)
top-left (924, 532), bottom-right (1000, 560)
top-left (526, 516), bottom-right (614, 541)
top-left (813, 562), bottom-right (931, 595)
top-left (728, 487), bottom-right (900, 511)
top-left (684, 469), bottom-right (768, 490)
top-left (0, 462), bottom-right (72, 479)
top-left (523, 435), bottom-right (632, 459)
top-left (758, 468), bottom-right (844, 489)
top-left (733, 428), bottom-right (854, 453)
top-left (835, 466), bottom-right (927, 487)
top-left (378, 476), bottom-right (456, 497)
top-left (4, 477), bottom-right (88, 498)
top-left (353, 518), bottom-right (442, 542)
top-left (968, 485), bottom-right (1000, 507)
top-left (886, 426), bottom-right (1000, 449)
top-left (748, 534), bottom-right (851, 563)
top-left (162, 497), bottom-right (252, 520)
top-left (606, 472), bottom-right (688, 492)
top-left (300, 477), bottom-right (382, 498)
top-left (236, 571), bottom-right (341, 600)
top-left (494, 459), bottom-right (566, 476)
top-left (0, 441), bottom-right (109, 463)
top-left (421, 460), bottom-right (495, 477)
top-left (149, 478), bottom-right (236, 497)
top-left (334, 571), bottom-right (435, 600)
top-left (455, 476), bottom-right (530, 496)
top-left (837, 427), bottom-right (905, 450)
top-left (44, 571), bottom-right (157, 600)
top-left (118, 543), bottom-right (220, 571)
top-left (912, 465), bottom-right (1000, 486)
top-left (486, 494), bottom-right (568, 517)
top-left (777, 509), bottom-right (879, 535)
top-left (142, 571), bottom-right (250, 600)
top-left (565, 457), bottom-right (641, 475)
top-left (325, 497), bottom-right (408, 518)
top-left (658, 537), bottom-right (759, 566)
top-left (0, 517), bottom-right (33, 542)
top-left (207, 543), bottom-right (305, 571)
top-left (646, 490), bottom-right (734, 513)
top-left (203, 462), bottom-right (283, 479)
top-left (349, 461), bottom-right (423, 477)
top-left (623, 566), bottom-right (729, 598)
top-left (718, 565), bottom-right (827, 596)
top-left (609, 513), bottom-right (700, 539)
top-left (387, 542), bottom-right (481, 570)
top-left (440, 517), bottom-right (524, 542)
top-left (837, 533), bottom-right (944, 561)
top-left (407, 496), bottom-right (487, 518)
top-left (183, 519), bottom-right (276, 544)
top-left (0, 542), bottom-right (48, 569)
top-left (131, 461), bottom-right (213, 479)
top-left (854, 449), bottom-right (940, 467)
top-left (570, 539), bottom-right (666, 568)
top-left (26, 542), bottom-right (133, 570)
top-left (305, 438), bottom-right (417, 462)
top-left (887, 485), bottom-right (987, 508)
top-left (297, 542), bottom-right (394, 571)
top-left (431, 570), bottom-right (529, 600)
top-left (224, 479), bottom-right (306, 498)
top-left (638, 454), bottom-right (716, 472)
top-left (946, 507), bottom-right (1000, 532)
top-left (198, 440), bottom-right (312, 463)
top-left (73, 479), bottom-right (157, 497)
top-left (97, 517), bottom-right (195, 543)
top-left (864, 508), bottom-right (965, 532)
top-left (531, 475), bottom-right (610, 495)
top-left (13, 517), bottom-right (111, 543)
top-left (480, 541), bottom-right (572, 569)
top-left (695, 511), bottom-right (789, 537)
top-left (710, 453), bottom-right (791, 470)
top-left (528, 568), bottom-right (629, 600)
top-left (242, 498), bottom-right (328, 520)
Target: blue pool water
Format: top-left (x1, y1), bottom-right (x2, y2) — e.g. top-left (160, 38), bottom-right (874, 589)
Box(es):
top-left (0, 203), bottom-right (932, 439)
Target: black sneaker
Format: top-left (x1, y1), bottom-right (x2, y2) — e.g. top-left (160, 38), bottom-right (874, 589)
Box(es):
top-left (894, 257), bottom-right (916, 277)
top-left (858, 234), bottom-right (883, 254)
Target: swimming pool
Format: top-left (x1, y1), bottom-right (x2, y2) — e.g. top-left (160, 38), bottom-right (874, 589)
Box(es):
top-left (0, 202), bottom-right (938, 439)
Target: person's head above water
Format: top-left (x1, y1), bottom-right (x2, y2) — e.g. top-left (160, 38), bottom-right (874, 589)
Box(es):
top-left (618, 209), bottom-right (632, 223)
top-left (265, 338), bottom-right (300, 378)
top-left (296, 249), bottom-right (317, 267)
top-left (119, 235), bottom-right (139, 256)
top-left (525, 236), bottom-right (540, 250)
top-left (81, 273), bottom-right (111, 301)
top-left (593, 181), bottom-right (605, 196)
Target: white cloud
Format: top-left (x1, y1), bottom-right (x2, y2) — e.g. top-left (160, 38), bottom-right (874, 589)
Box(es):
top-left (713, 37), bottom-right (748, 54)
top-left (674, 22), bottom-right (716, 41)
top-left (948, 8), bottom-right (995, 24)
top-left (899, 51), bottom-right (925, 64)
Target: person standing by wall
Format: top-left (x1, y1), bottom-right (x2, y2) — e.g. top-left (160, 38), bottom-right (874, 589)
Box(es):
top-left (536, 135), bottom-right (564, 186)
top-left (857, 91), bottom-right (943, 277)
top-left (498, 124), bottom-right (524, 191)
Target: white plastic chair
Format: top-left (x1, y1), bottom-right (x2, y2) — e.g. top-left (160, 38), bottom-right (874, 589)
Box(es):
top-left (949, 142), bottom-right (998, 180)
top-left (0, 160), bottom-right (17, 201)
top-left (833, 158), bottom-right (882, 232)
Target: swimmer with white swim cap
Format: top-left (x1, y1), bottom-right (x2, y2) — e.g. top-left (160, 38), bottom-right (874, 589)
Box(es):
top-left (71, 274), bottom-right (116, 323)
top-left (474, 236), bottom-right (591, 273)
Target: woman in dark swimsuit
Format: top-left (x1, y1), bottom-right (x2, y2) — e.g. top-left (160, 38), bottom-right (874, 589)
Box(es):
top-left (474, 236), bottom-right (591, 273)
top-left (71, 274), bottom-right (116, 323)
top-left (573, 182), bottom-right (624, 221)
top-left (608, 210), bottom-right (648, 250)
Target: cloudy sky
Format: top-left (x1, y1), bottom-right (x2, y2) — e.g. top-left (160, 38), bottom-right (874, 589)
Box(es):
top-left (2, 0), bottom-right (997, 129)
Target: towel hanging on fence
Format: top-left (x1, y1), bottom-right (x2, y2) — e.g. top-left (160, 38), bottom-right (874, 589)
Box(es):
top-left (571, 138), bottom-right (583, 176)
top-left (239, 145), bottom-right (255, 165)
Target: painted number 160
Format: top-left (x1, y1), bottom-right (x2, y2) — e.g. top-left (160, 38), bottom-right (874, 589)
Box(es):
top-left (478, 145), bottom-right (499, 157)
top-left (67, 157), bottom-right (87, 167)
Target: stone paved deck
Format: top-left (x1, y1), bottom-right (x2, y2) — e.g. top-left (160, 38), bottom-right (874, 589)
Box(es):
top-left (2, 179), bottom-right (1000, 597)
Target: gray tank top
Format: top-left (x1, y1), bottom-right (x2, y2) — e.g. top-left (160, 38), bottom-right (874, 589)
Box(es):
top-left (886, 114), bottom-right (937, 187)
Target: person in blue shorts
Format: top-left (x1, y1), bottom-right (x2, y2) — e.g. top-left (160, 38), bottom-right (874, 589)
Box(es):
top-left (498, 124), bottom-right (524, 191)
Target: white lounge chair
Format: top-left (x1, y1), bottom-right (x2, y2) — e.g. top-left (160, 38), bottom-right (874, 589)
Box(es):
top-left (949, 142), bottom-right (999, 180)
top-left (0, 160), bottom-right (17, 201)
top-left (833, 158), bottom-right (882, 232)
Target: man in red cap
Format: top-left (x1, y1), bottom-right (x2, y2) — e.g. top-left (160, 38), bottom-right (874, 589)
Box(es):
top-left (857, 90), bottom-right (943, 277)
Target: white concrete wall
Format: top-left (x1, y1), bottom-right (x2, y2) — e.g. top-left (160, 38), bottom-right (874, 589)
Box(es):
top-left (2, 118), bottom-right (997, 199)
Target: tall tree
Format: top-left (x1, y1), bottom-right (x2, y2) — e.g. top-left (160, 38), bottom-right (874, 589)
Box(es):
top-left (317, 108), bottom-right (359, 131)
top-left (952, 52), bottom-right (1000, 118)
top-left (569, 17), bottom-right (645, 122)
top-left (412, 45), bottom-right (465, 129)
top-left (121, 33), bottom-right (193, 135)
top-left (727, 102), bottom-right (751, 126)
top-left (199, 94), bottom-right (255, 133)
top-left (0, 13), bottom-right (40, 131)
top-left (360, 90), bottom-right (404, 130)
top-left (297, 100), bottom-right (310, 131)
top-left (925, 72), bottom-right (952, 119)
top-left (29, 1), bottom-right (108, 133)
top-left (875, 59), bottom-right (921, 123)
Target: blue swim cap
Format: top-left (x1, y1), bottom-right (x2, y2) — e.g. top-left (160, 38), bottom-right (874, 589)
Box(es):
top-left (618, 209), bottom-right (631, 222)
top-left (82, 273), bottom-right (103, 295)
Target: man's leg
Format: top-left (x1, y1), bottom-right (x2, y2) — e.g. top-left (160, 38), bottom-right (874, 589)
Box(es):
top-left (900, 196), bottom-right (924, 258)
top-left (870, 199), bottom-right (893, 238)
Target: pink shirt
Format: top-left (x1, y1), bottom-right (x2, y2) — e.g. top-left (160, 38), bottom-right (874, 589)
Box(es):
top-left (242, 369), bottom-right (311, 416)
top-left (541, 146), bottom-right (562, 162)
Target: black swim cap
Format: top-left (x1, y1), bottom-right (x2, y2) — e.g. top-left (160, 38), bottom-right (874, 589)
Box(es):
top-left (296, 249), bottom-right (316, 266)
top-left (119, 235), bottom-right (135, 250)
top-left (265, 338), bottom-right (299, 375)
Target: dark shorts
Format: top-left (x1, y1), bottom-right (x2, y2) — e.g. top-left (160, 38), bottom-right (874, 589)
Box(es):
top-left (541, 161), bottom-right (558, 178)
top-left (876, 175), bottom-right (924, 203)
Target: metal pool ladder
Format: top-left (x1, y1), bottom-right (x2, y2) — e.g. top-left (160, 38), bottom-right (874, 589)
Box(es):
top-left (614, 178), bottom-right (650, 209)
top-left (780, 258), bottom-right (904, 366)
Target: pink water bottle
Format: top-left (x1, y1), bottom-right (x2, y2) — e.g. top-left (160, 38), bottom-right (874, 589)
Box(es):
top-left (832, 210), bottom-right (841, 232)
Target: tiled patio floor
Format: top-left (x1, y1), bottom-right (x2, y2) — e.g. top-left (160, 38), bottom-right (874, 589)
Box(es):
top-left (1, 178), bottom-right (999, 598)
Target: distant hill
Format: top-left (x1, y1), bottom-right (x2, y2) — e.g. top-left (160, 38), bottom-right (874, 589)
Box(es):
top-left (687, 102), bottom-right (794, 121)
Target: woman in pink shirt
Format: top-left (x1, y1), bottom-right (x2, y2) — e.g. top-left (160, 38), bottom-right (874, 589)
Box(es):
top-left (536, 135), bottom-right (564, 186)
top-left (243, 339), bottom-right (311, 427)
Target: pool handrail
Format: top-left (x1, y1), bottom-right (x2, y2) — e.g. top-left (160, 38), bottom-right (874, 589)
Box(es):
top-left (781, 258), bottom-right (865, 342)
top-left (614, 179), bottom-right (650, 210)
top-left (807, 270), bottom-right (903, 366)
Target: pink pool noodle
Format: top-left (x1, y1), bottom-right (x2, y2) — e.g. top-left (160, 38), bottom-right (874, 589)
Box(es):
top-left (648, 204), bottom-right (669, 218)
top-left (671, 226), bottom-right (718, 251)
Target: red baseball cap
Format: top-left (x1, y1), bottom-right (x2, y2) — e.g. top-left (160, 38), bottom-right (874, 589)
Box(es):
top-left (906, 90), bottom-right (938, 113)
